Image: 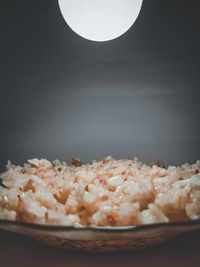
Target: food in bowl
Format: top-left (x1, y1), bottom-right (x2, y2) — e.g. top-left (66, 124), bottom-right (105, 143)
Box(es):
top-left (0, 156), bottom-right (200, 226)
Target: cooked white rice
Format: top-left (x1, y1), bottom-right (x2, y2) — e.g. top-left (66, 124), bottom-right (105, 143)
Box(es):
top-left (0, 156), bottom-right (200, 226)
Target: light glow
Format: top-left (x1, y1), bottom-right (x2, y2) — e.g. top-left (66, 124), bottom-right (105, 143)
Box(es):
top-left (58, 0), bottom-right (143, 42)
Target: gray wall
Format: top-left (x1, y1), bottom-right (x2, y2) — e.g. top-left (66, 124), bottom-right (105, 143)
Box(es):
top-left (0, 0), bottom-right (200, 170)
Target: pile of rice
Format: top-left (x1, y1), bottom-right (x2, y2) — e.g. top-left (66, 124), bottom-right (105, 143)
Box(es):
top-left (0, 156), bottom-right (200, 226)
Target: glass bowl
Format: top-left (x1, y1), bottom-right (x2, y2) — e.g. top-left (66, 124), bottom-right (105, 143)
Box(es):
top-left (0, 219), bottom-right (200, 253)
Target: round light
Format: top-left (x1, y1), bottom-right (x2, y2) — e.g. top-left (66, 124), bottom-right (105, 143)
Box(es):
top-left (58, 0), bottom-right (143, 42)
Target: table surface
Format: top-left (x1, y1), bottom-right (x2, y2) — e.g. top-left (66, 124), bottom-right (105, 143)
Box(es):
top-left (1, 229), bottom-right (200, 267)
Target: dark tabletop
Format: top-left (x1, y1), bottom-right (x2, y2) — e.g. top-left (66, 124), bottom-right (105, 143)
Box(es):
top-left (1, 229), bottom-right (200, 267)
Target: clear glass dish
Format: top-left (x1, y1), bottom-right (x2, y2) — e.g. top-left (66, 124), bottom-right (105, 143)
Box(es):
top-left (0, 219), bottom-right (200, 253)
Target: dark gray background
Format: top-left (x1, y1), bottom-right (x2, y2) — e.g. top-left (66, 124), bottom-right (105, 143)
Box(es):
top-left (0, 0), bottom-right (200, 171)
